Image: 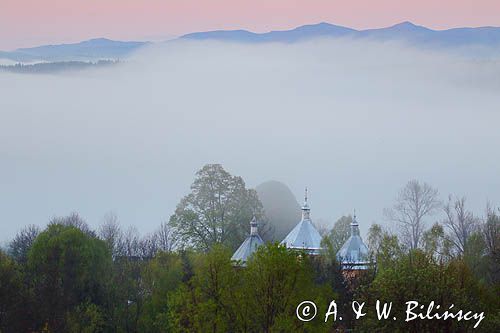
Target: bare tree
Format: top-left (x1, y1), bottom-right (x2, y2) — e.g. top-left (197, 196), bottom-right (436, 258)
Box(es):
top-left (49, 212), bottom-right (94, 236)
top-left (98, 212), bottom-right (123, 258)
top-left (120, 226), bottom-right (141, 258)
top-left (484, 205), bottom-right (500, 256)
top-left (154, 221), bottom-right (178, 253)
top-left (442, 196), bottom-right (478, 255)
top-left (138, 233), bottom-right (159, 259)
top-left (99, 215), bottom-right (178, 260)
top-left (8, 224), bottom-right (40, 263)
top-left (385, 180), bottom-right (440, 250)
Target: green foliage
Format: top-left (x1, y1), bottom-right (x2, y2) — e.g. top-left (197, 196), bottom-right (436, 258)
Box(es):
top-left (358, 250), bottom-right (498, 332)
top-left (422, 222), bottom-right (453, 261)
top-left (367, 223), bottom-right (383, 259)
top-left (169, 164), bottom-right (265, 251)
top-left (168, 243), bottom-right (336, 333)
top-left (0, 250), bottom-right (27, 332)
top-left (321, 215), bottom-right (352, 254)
top-left (483, 209), bottom-right (500, 285)
top-left (375, 233), bottom-right (403, 270)
top-left (8, 224), bottom-right (40, 264)
top-left (169, 245), bottom-right (240, 332)
top-left (27, 223), bottom-right (112, 332)
top-left (106, 255), bottom-right (147, 332)
top-left (2, 202), bottom-right (499, 332)
top-left (66, 302), bottom-right (105, 333)
top-left (139, 252), bottom-right (184, 332)
top-left (243, 244), bottom-right (334, 332)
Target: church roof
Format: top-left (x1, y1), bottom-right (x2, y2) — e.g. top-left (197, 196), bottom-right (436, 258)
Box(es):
top-left (336, 213), bottom-right (370, 269)
top-left (231, 216), bottom-right (264, 266)
top-left (281, 188), bottom-right (322, 255)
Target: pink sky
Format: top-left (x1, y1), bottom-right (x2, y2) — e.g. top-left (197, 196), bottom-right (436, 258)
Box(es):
top-left (2, 0), bottom-right (500, 50)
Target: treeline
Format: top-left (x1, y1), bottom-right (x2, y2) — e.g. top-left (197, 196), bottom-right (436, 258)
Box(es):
top-left (0, 164), bottom-right (499, 332)
top-left (0, 60), bottom-right (117, 74)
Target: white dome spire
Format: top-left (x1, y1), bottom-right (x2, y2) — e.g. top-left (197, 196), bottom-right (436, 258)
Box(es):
top-left (301, 187), bottom-right (310, 220)
top-left (281, 187), bottom-right (322, 255)
top-left (250, 215), bottom-right (258, 236)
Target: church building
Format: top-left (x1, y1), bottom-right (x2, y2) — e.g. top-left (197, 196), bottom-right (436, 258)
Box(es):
top-left (231, 188), bottom-right (372, 274)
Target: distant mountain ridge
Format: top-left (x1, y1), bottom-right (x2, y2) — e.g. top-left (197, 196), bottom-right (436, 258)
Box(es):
top-left (181, 21), bottom-right (500, 48)
top-left (1, 38), bottom-right (149, 62)
top-left (182, 22), bottom-right (357, 43)
top-left (2, 21), bottom-right (500, 64)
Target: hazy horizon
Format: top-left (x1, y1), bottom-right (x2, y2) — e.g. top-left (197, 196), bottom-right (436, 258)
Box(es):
top-left (1, 38), bottom-right (500, 244)
top-left (3, 19), bottom-right (500, 52)
top-left (2, 0), bottom-right (500, 50)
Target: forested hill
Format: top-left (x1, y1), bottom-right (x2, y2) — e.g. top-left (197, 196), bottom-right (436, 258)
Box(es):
top-left (0, 60), bottom-right (118, 74)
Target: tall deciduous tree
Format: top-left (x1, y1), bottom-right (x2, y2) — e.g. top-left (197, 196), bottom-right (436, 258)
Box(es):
top-left (28, 223), bottom-right (112, 332)
top-left (0, 250), bottom-right (29, 332)
top-left (322, 215), bottom-right (352, 254)
top-left (49, 212), bottom-right (95, 236)
top-left (168, 245), bottom-right (240, 333)
top-left (358, 250), bottom-right (498, 332)
top-left (243, 244), bottom-right (333, 332)
top-left (478, 206), bottom-right (500, 285)
top-left (367, 223), bottom-right (384, 259)
top-left (8, 224), bottom-right (40, 264)
top-left (169, 164), bottom-right (264, 251)
top-left (98, 212), bottom-right (122, 258)
top-left (442, 196), bottom-right (478, 255)
top-left (422, 222), bottom-right (452, 261)
top-left (154, 221), bottom-right (179, 253)
top-left (385, 180), bottom-right (440, 250)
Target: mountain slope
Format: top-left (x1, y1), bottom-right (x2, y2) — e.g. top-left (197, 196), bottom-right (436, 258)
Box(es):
top-left (182, 22), bottom-right (356, 43)
top-left (3, 21), bottom-right (500, 64)
top-left (4, 38), bottom-right (148, 62)
top-left (181, 21), bottom-right (500, 49)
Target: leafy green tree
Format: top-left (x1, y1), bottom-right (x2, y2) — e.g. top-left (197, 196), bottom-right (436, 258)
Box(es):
top-left (139, 252), bottom-right (184, 332)
top-left (376, 232), bottom-right (404, 270)
top-left (242, 244), bottom-right (334, 333)
top-left (8, 224), bottom-right (40, 264)
top-left (66, 302), bottom-right (105, 333)
top-left (108, 254), bottom-right (147, 332)
top-left (321, 215), bottom-right (352, 254)
top-left (358, 250), bottom-right (498, 332)
top-left (27, 223), bottom-right (112, 332)
top-left (312, 247), bottom-right (352, 331)
top-left (49, 212), bottom-right (95, 236)
top-left (422, 222), bottom-right (453, 261)
top-left (367, 223), bottom-right (384, 259)
top-left (169, 164), bottom-right (265, 251)
top-left (0, 250), bottom-right (30, 332)
top-left (483, 207), bottom-right (500, 285)
top-left (169, 245), bottom-right (240, 332)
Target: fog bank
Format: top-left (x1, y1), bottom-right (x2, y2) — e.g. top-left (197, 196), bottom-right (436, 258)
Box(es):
top-left (1, 38), bottom-right (499, 241)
